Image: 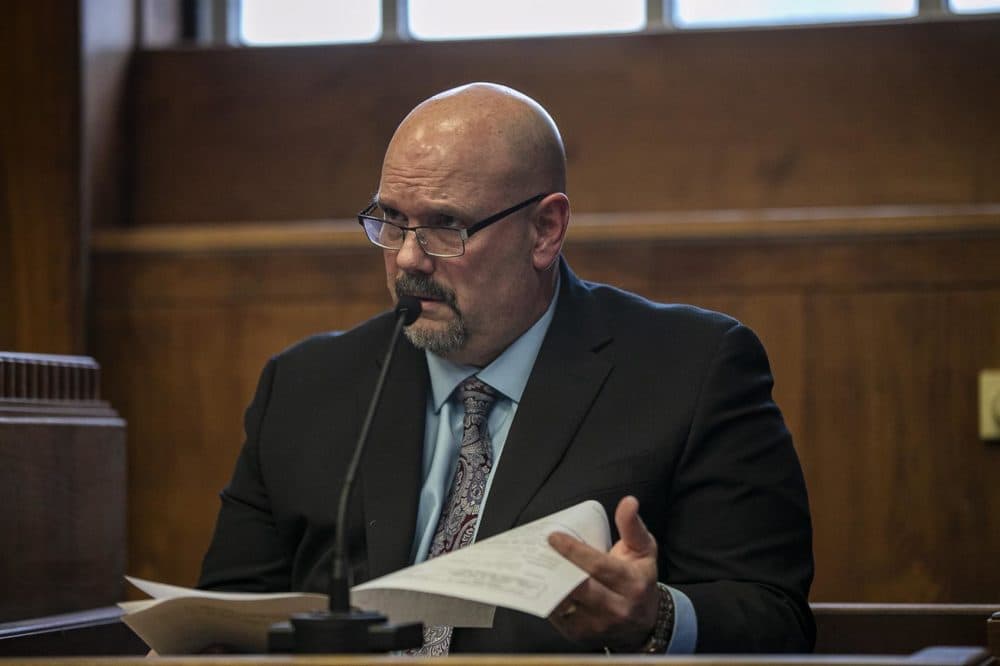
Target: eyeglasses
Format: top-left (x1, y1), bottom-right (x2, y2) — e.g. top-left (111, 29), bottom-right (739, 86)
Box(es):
top-left (357, 193), bottom-right (547, 258)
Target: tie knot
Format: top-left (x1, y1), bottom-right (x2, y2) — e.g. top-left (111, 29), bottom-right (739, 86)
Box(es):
top-left (459, 376), bottom-right (498, 421)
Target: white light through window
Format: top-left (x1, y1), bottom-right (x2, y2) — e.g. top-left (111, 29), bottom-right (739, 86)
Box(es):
top-left (408, 0), bottom-right (645, 41)
top-left (675, 0), bottom-right (917, 27)
top-left (240, 0), bottom-right (381, 45)
top-left (949, 0), bottom-right (1000, 12)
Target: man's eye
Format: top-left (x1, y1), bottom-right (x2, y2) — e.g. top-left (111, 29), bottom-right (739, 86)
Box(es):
top-left (435, 216), bottom-right (463, 229)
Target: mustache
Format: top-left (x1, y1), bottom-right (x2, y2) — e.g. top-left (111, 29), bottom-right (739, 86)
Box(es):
top-left (395, 274), bottom-right (459, 310)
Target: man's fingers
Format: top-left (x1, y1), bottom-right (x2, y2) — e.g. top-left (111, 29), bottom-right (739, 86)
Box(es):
top-left (548, 532), bottom-right (631, 582)
top-left (614, 496), bottom-right (656, 557)
top-left (548, 578), bottom-right (627, 644)
top-left (547, 575), bottom-right (657, 649)
top-left (547, 500), bottom-right (661, 649)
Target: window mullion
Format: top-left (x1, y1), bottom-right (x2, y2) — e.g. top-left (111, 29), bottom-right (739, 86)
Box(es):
top-left (918, 0), bottom-right (951, 15)
top-left (645, 0), bottom-right (678, 31)
top-left (383, 0), bottom-right (409, 40)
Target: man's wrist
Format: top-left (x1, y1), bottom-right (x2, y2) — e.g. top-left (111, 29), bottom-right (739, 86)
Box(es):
top-left (638, 582), bottom-right (675, 653)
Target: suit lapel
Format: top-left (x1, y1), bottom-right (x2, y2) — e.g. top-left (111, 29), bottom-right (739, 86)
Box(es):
top-left (477, 263), bottom-right (613, 540)
top-left (361, 326), bottom-right (428, 579)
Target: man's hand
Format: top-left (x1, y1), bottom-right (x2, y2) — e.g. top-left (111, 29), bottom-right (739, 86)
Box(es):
top-left (546, 495), bottom-right (661, 651)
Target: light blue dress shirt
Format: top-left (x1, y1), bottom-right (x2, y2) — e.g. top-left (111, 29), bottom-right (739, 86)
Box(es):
top-left (407, 281), bottom-right (697, 653)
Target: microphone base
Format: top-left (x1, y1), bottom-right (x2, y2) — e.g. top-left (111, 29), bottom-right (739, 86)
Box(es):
top-left (268, 610), bottom-right (424, 653)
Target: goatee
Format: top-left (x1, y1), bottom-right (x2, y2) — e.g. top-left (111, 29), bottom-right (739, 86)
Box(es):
top-left (395, 274), bottom-right (467, 355)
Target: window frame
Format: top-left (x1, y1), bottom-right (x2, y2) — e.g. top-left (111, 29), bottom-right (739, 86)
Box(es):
top-left (175, 0), bottom-right (1000, 48)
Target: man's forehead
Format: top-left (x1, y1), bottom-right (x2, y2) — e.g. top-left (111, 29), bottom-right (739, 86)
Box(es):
top-left (379, 142), bottom-right (516, 210)
top-left (373, 185), bottom-right (473, 220)
top-left (388, 116), bottom-right (506, 166)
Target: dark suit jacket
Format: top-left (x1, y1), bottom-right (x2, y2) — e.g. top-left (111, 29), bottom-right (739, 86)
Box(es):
top-left (199, 261), bottom-right (815, 653)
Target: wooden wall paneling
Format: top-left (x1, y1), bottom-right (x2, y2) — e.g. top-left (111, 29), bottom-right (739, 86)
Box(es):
top-left (92, 247), bottom-right (384, 310)
top-left (96, 257), bottom-right (809, 588)
top-left (564, 231), bottom-right (1000, 293)
top-left (805, 289), bottom-right (1000, 603)
top-left (129, 20), bottom-right (1000, 225)
top-left (91, 215), bottom-right (1000, 598)
top-left (0, 1), bottom-right (84, 353)
top-left (0, 353), bottom-right (127, 620)
top-left (0, 421), bottom-right (127, 620)
top-left (0, 0), bottom-right (135, 352)
top-left (93, 272), bottom-right (390, 586)
top-left (94, 227), bottom-right (928, 308)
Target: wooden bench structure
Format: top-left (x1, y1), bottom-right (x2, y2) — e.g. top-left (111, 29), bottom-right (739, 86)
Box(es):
top-left (0, 353), bottom-right (127, 623)
top-left (0, 603), bottom-right (996, 658)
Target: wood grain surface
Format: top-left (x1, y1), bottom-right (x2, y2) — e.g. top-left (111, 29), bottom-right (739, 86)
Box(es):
top-left (5, 2), bottom-right (998, 615)
top-left (91, 211), bottom-right (1000, 603)
top-left (0, 1), bottom-right (84, 354)
top-left (128, 20), bottom-right (1000, 225)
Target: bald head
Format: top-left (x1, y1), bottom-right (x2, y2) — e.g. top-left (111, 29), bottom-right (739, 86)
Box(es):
top-left (376, 83), bottom-right (569, 367)
top-left (374, 83), bottom-right (571, 366)
top-left (384, 82), bottom-right (566, 197)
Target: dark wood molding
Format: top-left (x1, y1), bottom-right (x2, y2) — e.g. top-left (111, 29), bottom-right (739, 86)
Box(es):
top-left (129, 19), bottom-right (1000, 225)
top-left (91, 205), bottom-right (1000, 254)
top-left (0, 2), bottom-right (84, 354)
top-left (0, 353), bottom-right (127, 623)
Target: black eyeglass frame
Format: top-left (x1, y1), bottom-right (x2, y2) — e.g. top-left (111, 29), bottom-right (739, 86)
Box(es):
top-left (357, 192), bottom-right (549, 258)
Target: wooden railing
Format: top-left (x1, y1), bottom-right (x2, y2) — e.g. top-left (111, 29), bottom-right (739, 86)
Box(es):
top-left (0, 353), bottom-right (126, 622)
top-left (0, 352), bottom-right (103, 404)
top-left (812, 604), bottom-right (999, 656)
top-left (1, 603), bottom-right (997, 659)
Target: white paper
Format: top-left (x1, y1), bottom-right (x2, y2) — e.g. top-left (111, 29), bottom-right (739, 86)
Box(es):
top-left (351, 499), bottom-right (611, 627)
top-left (126, 575), bottom-right (324, 602)
top-left (119, 500), bottom-right (611, 653)
top-left (120, 577), bottom-right (326, 654)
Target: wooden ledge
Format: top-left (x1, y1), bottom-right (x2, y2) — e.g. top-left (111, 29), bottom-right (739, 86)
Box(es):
top-left (0, 648), bottom-right (994, 665)
top-left (91, 205), bottom-right (1000, 255)
top-left (0, 353), bottom-right (104, 403)
top-left (812, 604), bottom-right (1000, 616)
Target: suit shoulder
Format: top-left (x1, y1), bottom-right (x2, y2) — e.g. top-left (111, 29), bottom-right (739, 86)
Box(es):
top-left (581, 279), bottom-right (743, 337)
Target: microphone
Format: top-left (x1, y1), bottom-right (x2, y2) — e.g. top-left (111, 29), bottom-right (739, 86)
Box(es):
top-left (269, 297), bottom-right (423, 653)
top-left (329, 295), bottom-right (421, 609)
top-left (396, 294), bottom-right (422, 326)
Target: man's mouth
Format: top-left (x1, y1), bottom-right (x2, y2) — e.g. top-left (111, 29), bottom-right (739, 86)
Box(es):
top-left (399, 292), bottom-right (439, 303)
top-left (395, 275), bottom-right (457, 312)
top-left (412, 295), bottom-right (448, 312)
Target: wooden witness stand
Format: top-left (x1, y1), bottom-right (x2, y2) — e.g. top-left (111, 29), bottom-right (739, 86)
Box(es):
top-left (0, 353), bottom-right (127, 623)
top-left (0, 362), bottom-right (996, 664)
top-left (0, 357), bottom-right (997, 664)
top-left (0, 649), bottom-right (994, 666)
top-left (1, 603), bottom-right (998, 665)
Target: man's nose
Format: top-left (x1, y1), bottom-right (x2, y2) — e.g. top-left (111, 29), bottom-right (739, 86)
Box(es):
top-left (394, 230), bottom-right (434, 273)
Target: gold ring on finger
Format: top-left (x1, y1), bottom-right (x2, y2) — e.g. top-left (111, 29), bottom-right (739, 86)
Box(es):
top-left (558, 602), bottom-right (577, 619)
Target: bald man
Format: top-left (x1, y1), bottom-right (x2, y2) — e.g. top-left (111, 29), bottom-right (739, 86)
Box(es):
top-left (199, 83), bottom-right (815, 654)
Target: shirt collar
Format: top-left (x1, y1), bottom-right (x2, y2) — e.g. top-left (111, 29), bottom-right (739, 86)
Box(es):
top-left (426, 275), bottom-right (561, 411)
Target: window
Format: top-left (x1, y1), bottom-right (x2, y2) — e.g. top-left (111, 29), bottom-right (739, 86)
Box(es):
top-left (407, 0), bottom-right (645, 40)
top-left (233, 0), bottom-right (998, 47)
top-left (674, 0), bottom-right (917, 28)
top-left (240, 0), bottom-right (381, 45)
top-left (949, 0), bottom-right (1000, 12)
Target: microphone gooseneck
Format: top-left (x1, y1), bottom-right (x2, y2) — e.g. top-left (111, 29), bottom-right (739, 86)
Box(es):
top-left (395, 294), bottom-right (422, 327)
top-left (330, 297), bottom-right (422, 612)
top-left (270, 298), bottom-right (424, 653)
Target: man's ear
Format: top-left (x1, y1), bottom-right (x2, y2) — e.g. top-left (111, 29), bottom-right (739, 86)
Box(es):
top-left (531, 193), bottom-right (570, 271)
